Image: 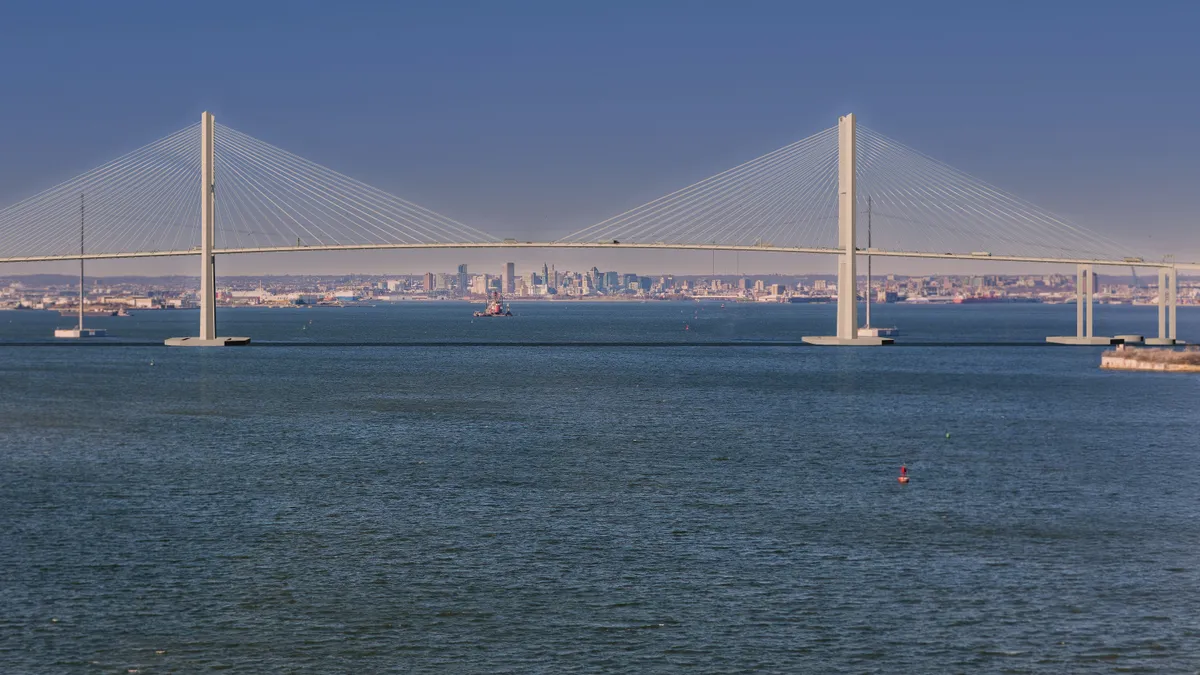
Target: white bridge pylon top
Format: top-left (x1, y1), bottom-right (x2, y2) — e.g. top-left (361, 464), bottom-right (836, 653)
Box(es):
top-left (0, 116), bottom-right (498, 262)
top-left (561, 123), bottom-right (1142, 264)
top-left (0, 113), bottom-right (1181, 267)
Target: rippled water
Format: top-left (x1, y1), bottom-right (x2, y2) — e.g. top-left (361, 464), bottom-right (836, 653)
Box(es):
top-left (1, 303), bottom-right (1198, 673)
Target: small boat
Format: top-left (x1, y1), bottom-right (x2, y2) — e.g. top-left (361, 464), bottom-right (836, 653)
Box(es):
top-left (473, 291), bottom-right (513, 317)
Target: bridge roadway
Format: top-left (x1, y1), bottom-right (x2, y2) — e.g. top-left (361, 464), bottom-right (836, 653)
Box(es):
top-left (0, 241), bottom-right (1194, 270)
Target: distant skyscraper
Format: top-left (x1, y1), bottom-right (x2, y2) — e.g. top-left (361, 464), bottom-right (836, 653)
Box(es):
top-left (423, 272), bottom-right (435, 292)
top-left (457, 264), bottom-right (469, 297)
top-left (503, 262), bottom-right (515, 294)
top-left (542, 263), bottom-right (550, 290)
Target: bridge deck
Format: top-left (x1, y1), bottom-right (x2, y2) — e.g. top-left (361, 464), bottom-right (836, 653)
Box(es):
top-left (0, 241), bottom-right (1188, 269)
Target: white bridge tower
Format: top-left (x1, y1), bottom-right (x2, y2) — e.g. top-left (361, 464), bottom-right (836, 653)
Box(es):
top-left (165, 112), bottom-right (250, 346)
top-left (803, 113), bottom-right (892, 346)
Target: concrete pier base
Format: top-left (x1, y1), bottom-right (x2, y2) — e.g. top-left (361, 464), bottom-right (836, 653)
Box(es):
top-left (1115, 334), bottom-right (1145, 344)
top-left (54, 328), bottom-right (106, 338)
top-left (1143, 337), bottom-right (1178, 346)
top-left (1046, 336), bottom-right (1119, 346)
top-left (165, 337), bottom-right (251, 347)
top-left (803, 336), bottom-right (893, 346)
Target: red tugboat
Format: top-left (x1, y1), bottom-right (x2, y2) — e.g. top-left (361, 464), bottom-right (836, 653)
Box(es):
top-left (473, 291), bottom-right (513, 317)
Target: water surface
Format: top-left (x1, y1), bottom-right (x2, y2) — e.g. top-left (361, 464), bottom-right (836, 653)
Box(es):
top-left (1, 303), bottom-right (1197, 673)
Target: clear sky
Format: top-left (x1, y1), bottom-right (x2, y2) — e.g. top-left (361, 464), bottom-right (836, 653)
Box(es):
top-left (1, 0), bottom-right (1197, 277)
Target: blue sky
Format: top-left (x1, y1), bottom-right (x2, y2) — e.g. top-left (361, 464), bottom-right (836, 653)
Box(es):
top-left (1, 1), bottom-right (1197, 276)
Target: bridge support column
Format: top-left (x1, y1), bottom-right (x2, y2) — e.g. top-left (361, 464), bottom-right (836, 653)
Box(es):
top-left (166, 112), bottom-right (250, 347)
top-left (1047, 264), bottom-right (1116, 345)
top-left (1171, 267), bottom-right (1179, 342)
top-left (1085, 264), bottom-right (1094, 338)
top-left (804, 113), bottom-right (890, 346)
top-left (1146, 267), bottom-right (1179, 345)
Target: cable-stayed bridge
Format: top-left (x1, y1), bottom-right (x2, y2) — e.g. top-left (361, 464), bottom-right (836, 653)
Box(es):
top-left (0, 112), bottom-right (1190, 346)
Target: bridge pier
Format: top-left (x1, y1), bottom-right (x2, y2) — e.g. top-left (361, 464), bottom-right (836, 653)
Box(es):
top-left (1145, 267), bottom-right (1179, 345)
top-left (803, 113), bottom-right (891, 346)
top-left (166, 112), bottom-right (250, 347)
top-left (1047, 264), bottom-right (1117, 345)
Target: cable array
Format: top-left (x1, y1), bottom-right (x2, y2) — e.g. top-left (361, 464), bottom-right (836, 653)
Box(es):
top-left (0, 116), bottom-right (1145, 263)
top-left (559, 127), bottom-right (839, 248)
top-left (563, 123), bottom-right (1140, 261)
top-left (0, 124), bottom-right (201, 258)
top-left (855, 126), bottom-right (1135, 260)
top-left (213, 124), bottom-right (495, 249)
top-left (0, 121), bottom-right (494, 260)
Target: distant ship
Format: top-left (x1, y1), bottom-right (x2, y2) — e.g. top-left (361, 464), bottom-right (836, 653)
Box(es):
top-left (953, 295), bottom-right (1042, 304)
top-left (473, 291), bottom-right (513, 317)
top-left (58, 308), bottom-right (117, 316)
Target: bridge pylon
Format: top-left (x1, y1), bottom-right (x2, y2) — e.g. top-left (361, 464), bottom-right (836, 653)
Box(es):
top-left (165, 112), bottom-right (250, 347)
top-left (1047, 264), bottom-right (1119, 345)
top-left (803, 113), bottom-right (892, 346)
top-left (1145, 267), bottom-right (1179, 345)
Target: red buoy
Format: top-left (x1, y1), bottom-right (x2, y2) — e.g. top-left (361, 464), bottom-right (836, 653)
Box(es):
top-left (898, 464), bottom-right (909, 484)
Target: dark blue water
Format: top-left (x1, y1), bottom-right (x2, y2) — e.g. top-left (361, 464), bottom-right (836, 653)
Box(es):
top-left (0, 300), bottom-right (1191, 345)
top-left (1, 303), bottom-right (1198, 673)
